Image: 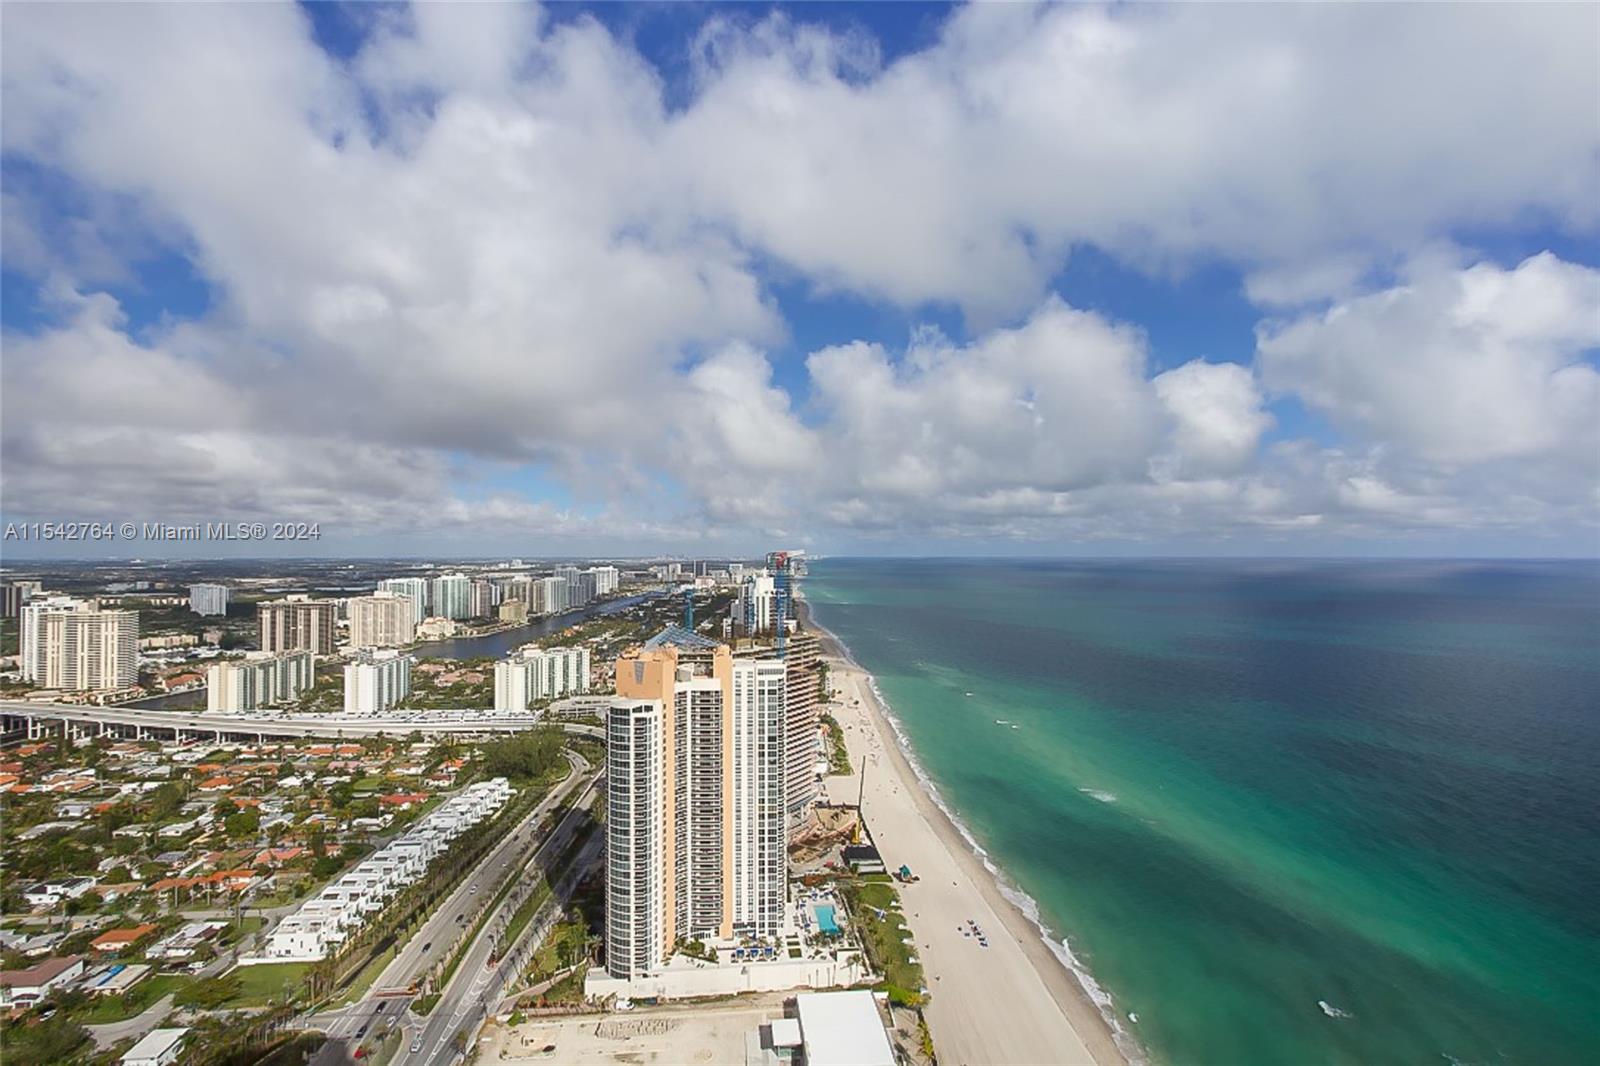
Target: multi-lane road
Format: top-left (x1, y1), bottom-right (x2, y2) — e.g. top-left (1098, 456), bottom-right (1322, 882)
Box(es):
top-left (310, 749), bottom-right (599, 1061)
top-left (395, 770), bottom-right (604, 1066)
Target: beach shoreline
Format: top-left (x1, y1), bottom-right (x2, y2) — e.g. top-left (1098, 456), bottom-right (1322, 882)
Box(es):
top-left (802, 601), bottom-right (1135, 1066)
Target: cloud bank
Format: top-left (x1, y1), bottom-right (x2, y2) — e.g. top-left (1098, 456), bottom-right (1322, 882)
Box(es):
top-left (2, 2), bottom-right (1596, 552)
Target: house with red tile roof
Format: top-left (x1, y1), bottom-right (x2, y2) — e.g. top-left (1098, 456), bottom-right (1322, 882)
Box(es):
top-left (91, 924), bottom-right (158, 953)
top-left (380, 792), bottom-right (429, 809)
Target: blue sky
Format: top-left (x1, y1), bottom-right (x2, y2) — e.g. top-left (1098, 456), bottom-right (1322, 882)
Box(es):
top-left (2, 1), bottom-right (1597, 560)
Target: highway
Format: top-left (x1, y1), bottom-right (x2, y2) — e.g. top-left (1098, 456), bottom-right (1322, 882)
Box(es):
top-left (308, 750), bottom-right (597, 1058)
top-left (0, 699), bottom-right (602, 741)
top-left (394, 769), bottom-right (605, 1066)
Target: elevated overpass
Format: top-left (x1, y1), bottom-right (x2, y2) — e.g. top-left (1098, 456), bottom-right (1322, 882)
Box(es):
top-left (0, 700), bottom-right (604, 744)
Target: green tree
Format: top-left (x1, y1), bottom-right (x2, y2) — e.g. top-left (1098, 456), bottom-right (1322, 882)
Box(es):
top-left (479, 726), bottom-right (565, 782)
top-left (147, 781), bottom-right (186, 821)
top-left (1, 1015), bottom-right (89, 1065)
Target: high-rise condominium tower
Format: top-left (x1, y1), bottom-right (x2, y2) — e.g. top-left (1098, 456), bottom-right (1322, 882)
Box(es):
top-left (258, 597), bottom-right (338, 655)
top-left (207, 650), bottom-right (315, 711)
top-left (603, 629), bottom-right (786, 979)
top-left (188, 583), bottom-right (230, 616)
top-left (347, 592), bottom-right (416, 648)
top-left (429, 573), bottom-right (471, 621)
top-left (344, 649), bottom-right (413, 714)
top-left (781, 630), bottom-right (823, 825)
top-left (493, 644), bottom-right (591, 711)
top-left (376, 578), bottom-right (429, 626)
top-left (22, 598), bottom-right (139, 690)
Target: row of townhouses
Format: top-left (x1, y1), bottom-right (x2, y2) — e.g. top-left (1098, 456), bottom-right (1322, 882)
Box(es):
top-left (257, 778), bottom-right (513, 962)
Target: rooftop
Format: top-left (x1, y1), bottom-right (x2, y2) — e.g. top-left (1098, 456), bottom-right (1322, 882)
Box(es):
top-left (643, 624), bottom-right (721, 651)
top-left (122, 1027), bottom-right (188, 1063)
top-left (0, 955), bottom-right (81, 987)
top-left (794, 990), bottom-right (895, 1066)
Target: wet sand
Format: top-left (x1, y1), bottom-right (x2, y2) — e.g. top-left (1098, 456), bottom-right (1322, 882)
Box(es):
top-left (816, 637), bottom-right (1130, 1066)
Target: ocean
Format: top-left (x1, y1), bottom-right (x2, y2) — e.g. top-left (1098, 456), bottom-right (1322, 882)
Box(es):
top-left (804, 558), bottom-right (1600, 1066)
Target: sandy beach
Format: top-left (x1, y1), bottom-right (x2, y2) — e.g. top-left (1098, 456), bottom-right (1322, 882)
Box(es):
top-left (814, 632), bottom-right (1131, 1066)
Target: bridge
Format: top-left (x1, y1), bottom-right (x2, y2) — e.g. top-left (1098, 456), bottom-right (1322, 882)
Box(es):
top-left (0, 700), bottom-right (604, 744)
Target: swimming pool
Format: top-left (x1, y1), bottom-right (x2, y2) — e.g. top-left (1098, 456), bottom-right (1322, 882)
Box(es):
top-left (814, 903), bottom-right (840, 935)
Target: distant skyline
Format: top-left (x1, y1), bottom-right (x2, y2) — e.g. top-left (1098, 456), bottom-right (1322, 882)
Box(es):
top-left (2, 2), bottom-right (1597, 559)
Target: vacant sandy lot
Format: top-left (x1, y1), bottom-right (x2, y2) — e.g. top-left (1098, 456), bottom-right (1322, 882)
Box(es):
top-left (481, 997), bottom-right (788, 1065)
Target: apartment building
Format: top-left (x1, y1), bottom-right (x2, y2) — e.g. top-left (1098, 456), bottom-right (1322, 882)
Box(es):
top-left (347, 592), bottom-right (416, 648)
top-left (429, 573), bottom-right (470, 621)
top-left (493, 644), bottom-right (590, 711)
top-left (206, 651), bottom-right (315, 712)
top-left (782, 631), bottom-right (823, 826)
top-left (257, 596), bottom-right (337, 655)
top-left (603, 629), bottom-right (787, 979)
top-left (343, 649), bottom-right (413, 714)
top-left (187, 584), bottom-right (230, 616)
top-left (21, 598), bottom-right (139, 690)
top-left (376, 578), bottom-right (428, 626)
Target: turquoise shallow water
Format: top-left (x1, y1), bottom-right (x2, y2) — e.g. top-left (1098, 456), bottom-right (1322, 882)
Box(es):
top-left (805, 559), bottom-right (1600, 1066)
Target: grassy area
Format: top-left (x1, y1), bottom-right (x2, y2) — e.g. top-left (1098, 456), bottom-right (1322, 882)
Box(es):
top-left (500, 878), bottom-right (553, 958)
top-left (364, 1023), bottom-right (405, 1066)
top-left (224, 962), bottom-right (312, 1007)
top-left (821, 713), bottom-right (852, 775)
top-left (224, 914), bottom-right (266, 950)
top-left (840, 878), bottom-right (926, 1006)
top-left (331, 942), bottom-right (398, 1008)
top-left (541, 965), bottom-right (586, 1004)
top-left (526, 918), bottom-right (586, 981)
top-left (69, 973), bottom-right (191, 1023)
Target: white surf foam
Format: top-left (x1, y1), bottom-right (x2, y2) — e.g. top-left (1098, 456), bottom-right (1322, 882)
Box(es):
top-left (854, 665), bottom-right (1148, 1066)
top-left (1078, 788), bottom-right (1119, 804)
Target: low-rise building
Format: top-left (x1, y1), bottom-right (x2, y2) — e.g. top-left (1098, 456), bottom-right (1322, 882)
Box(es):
top-left (91, 924), bottom-right (158, 954)
top-left (794, 991), bottom-right (896, 1066)
top-left (78, 962), bottom-right (151, 997)
top-left (23, 876), bottom-right (98, 908)
top-left (0, 955), bottom-right (85, 1006)
top-left (121, 1027), bottom-right (189, 1066)
top-left (256, 778), bottom-right (512, 962)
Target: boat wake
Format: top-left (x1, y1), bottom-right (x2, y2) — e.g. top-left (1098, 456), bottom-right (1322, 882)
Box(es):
top-left (1078, 788), bottom-right (1119, 804)
top-left (1319, 1000), bottom-right (1354, 1019)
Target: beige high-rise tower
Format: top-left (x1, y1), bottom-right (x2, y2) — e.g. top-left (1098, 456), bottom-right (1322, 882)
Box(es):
top-left (28, 603), bottom-right (139, 690)
top-left (605, 627), bottom-right (786, 980)
top-left (257, 596), bottom-right (337, 654)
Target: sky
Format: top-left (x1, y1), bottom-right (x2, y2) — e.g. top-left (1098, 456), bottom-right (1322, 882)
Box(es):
top-left (1, 1), bottom-right (1597, 560)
